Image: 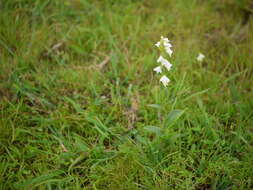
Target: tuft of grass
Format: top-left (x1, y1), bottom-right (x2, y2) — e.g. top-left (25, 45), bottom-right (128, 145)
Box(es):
top-left (0, 0), bottom-right (253, 189)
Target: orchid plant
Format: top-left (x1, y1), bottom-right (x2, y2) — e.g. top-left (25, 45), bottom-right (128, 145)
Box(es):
top-left (147, 37), bottom-right (206, 145)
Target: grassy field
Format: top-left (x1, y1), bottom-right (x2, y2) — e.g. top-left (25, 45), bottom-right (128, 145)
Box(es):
top-left (0, 0), bottom-right (253, 189)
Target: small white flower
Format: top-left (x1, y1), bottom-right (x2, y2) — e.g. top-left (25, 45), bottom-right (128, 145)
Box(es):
top-left (153, 66), bottom-right (162, 74)
top-left (157, 56), bottom-right (172, 71)
top-left (163, 61), bottom-right (172, 71)
top-left (155, 41), bottom-right (161, 47)
top-left (160, 75), bottom-right (170, 87)
top-left (165, 46), bottom-right (173, 57)
top-left (164, 41), bottom-right (172, 48)
top-left (197, 53), bottom-right (205, 62)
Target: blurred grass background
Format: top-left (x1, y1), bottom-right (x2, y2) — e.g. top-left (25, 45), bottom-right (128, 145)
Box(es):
top-left (0, 0), bottom-right (253, 189)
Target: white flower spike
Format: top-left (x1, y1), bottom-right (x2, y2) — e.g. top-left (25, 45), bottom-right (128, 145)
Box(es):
top-left (160, 75), bottom-right (170, 87)
top-left (157, 56), bottom-right (172, 71)
top-left (153, 66), bottom-right (162, 74)
top-left (154, 36), bottom-right (174, 87)
top-left (197, 53), bottom-right (205, 62)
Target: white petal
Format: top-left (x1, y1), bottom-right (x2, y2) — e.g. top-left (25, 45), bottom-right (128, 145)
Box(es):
top-left (157, 55), bottom-right (163, 63)
top-left (163, 61), bottom-right (172, 71)
top-left (157, 55), bottom-right (172, 70)
top-left (160, 75), bottom-right (170, 87)
top-left (157, 55), bottom-right (166, 63)
top-left (164, 41), bottom-right (172, 48)
top-left (155, 41), bottom-right (161, 47)
top-left (197, 53), bottom-right (205, 62)
top-left (165, 47), bottom-right (173, 57)
top-left (153, 66), bottom-right (162, 74)
top-left (161, 36), bottom-right (170, 43)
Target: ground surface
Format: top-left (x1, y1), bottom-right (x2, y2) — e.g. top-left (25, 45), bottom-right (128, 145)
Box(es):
top-left (0, 0), bottom-right (253, 189)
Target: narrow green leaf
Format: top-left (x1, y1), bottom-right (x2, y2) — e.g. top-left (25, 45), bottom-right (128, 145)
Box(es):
top-left (166, 109), bottom-right (185, 127)
top-left (147, 104), bottom-right (161, 109)
top-left (183, 88), bottom-right (210, 102)
top-left (64, 96), bottom-right (83, 113)
top-left (68, 152), bottom-right (88, 173)
top-left (144, 125), bottom-right (162, 136)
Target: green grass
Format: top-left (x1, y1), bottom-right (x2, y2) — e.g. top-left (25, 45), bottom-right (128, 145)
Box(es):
top-left (0, 0), bottom-right (253, 189)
